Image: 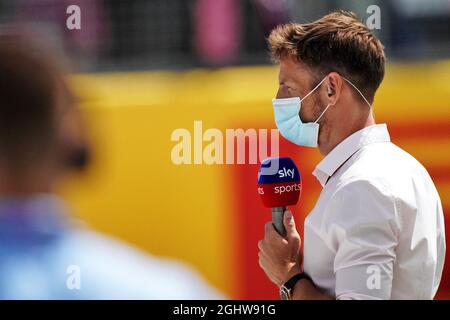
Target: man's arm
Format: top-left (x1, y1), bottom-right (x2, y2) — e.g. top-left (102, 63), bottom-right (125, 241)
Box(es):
top-left (258, 210), bottom-right (334, 299)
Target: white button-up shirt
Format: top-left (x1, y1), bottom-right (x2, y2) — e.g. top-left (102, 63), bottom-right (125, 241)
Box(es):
top-left (303, 124), bottom-right (446, 300)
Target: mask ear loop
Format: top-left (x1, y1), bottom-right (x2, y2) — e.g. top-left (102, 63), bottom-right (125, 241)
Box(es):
top-left (342, 77), bottom-right (372, 108)
top-left (302, 76), bottom-right (330, 124)
top-left (300, 76), bottom-right (328, 103)
top-left (312, 76), bottom-right (371, 124)
top-left (314, 104), bottom-right (331, 124)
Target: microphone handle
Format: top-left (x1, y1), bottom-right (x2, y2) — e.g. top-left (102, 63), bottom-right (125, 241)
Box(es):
top-left (272, 206), bottom-right (287, 237)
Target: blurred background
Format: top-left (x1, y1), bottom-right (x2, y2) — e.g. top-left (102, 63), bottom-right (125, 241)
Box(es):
top-left (0, 0), bottom-right (449, 299)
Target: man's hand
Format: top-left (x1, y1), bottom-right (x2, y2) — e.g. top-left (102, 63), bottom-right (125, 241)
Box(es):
top-left (258, 209), bottom-right (302, 287)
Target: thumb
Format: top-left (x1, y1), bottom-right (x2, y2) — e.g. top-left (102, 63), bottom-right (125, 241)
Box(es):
top-left (283, 209), bottom-right (297, 238)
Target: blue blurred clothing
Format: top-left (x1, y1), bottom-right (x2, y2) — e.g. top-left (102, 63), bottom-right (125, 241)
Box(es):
top-left (0, 194), bottom-right (221, 299)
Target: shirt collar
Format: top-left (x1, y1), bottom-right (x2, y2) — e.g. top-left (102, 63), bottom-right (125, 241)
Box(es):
top-left (312, 124), bottom-right (391, 187)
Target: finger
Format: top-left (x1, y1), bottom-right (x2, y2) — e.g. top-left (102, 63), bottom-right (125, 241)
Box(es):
top-left (259, 260), bottom-right (278, 285)
top-left (258, 249), bottom-right (268, 263)
top-left (264, 221), bottom-right (281, 241)
top-left (258, 252), bottom-right (268, 270)
top-left (283, 209), bottom-right (299, 240)
top-left (258, 255), bottom-right (273, 274)
top-left (257, 240), bottom-right (265, 252)
top-left (264, 221), bottom-right (274, 234)
top-left (258, 247), bottom-right (270, 261)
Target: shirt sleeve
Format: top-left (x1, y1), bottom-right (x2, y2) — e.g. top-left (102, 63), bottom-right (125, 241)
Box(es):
top-left (327, 179), bottom-right (400, 300)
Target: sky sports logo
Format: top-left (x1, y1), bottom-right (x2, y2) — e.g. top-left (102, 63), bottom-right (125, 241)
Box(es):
top-left (258, 183), bottom-right (301, 195)
top-left (274, 183), bottom-right (301, 195)
top-left (278, 167), bottom-right (295, 179)
top-left (257, 166), bottom-right (298, 195)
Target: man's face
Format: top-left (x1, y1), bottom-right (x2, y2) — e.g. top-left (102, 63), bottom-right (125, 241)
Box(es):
top-left (276, 56), bottom-right (325, 124)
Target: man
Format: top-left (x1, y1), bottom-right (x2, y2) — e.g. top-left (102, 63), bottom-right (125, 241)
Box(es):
top-left (258, 11), bottom-right (445, 300)
top-left (0, 34), bottom-right (221, 299)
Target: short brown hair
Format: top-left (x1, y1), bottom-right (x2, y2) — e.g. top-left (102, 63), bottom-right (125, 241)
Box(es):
top-left (268, 11), bottom-right (385, 103)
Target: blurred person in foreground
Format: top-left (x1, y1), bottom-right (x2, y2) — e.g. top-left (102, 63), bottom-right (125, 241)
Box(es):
top-left (258, 11), bottom-right (445, 300)
top-left (0, 34), bottom-right (221, 299)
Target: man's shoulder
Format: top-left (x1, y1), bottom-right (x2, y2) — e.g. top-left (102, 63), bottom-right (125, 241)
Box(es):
top-left (332, 141), bottom-right (438, 211)
top-left (340, 142), bottom-right (431, 190)
top-left (355, 141), bottom-right (424, 170)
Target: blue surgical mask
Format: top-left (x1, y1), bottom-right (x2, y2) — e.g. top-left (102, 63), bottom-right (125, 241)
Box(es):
top-left (272, 76), bottom-right (371, 148)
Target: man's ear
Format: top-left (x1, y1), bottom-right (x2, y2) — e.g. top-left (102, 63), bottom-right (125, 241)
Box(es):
top-left (326, 72), bottom-right (342, 105)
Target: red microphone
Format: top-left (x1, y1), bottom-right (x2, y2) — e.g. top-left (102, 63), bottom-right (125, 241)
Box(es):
top-left (257, 157), bottom-right (302, 237)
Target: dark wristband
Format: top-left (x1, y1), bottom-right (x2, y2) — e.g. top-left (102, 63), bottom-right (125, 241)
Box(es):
top-left (280, 273), bottom-right (311, 300)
